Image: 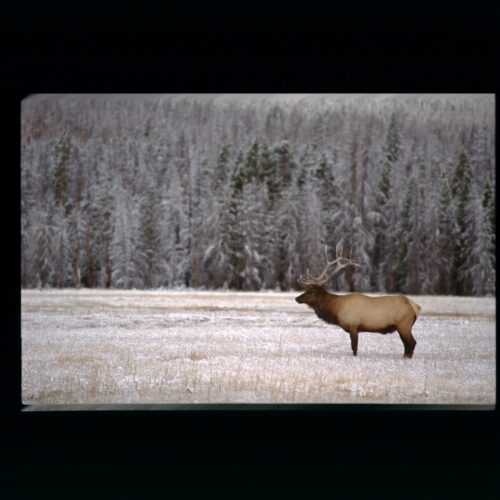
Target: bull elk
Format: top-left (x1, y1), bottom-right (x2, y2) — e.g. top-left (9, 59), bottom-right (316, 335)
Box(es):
top-left (295, 244), bottom-right (421, 358)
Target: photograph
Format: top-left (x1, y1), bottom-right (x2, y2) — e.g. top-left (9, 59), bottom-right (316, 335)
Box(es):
top-left (20, 93), bottom-right (495, 407)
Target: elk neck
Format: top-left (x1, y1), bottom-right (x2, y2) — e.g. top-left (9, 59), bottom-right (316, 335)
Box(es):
top-left (313, 289), bottom-right (339, 325)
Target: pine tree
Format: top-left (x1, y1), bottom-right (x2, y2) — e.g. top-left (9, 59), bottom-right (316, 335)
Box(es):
top-left (451, 150), bottom-right (473, 294)
top-left (201, 144), bottom-right (235, 288)
top-left (190, 158), bottom-right (214, 288)
top-left (259, 141), bottom-right (280, 205)
top-left (469, 198), bottom-right (494, 295)
top-left (137, 184), bottom-right (160, 288)
top-left (21, 207), bottom-right (36, 287)
top-left (372, 161), bottom-right (393, 292)
top-left (21, 146), bottom-right (38, 287)
top-left (35, 211), bottom-right (53, 288)
top-left (245, 139), bottom-right (260, 182)
top-left (161, 168), bottom-right (189, 287)
top-left (226, 151), bottom-right (246, 289)
top-left (350, 214), bottom-right (373, 291)
top-left (295, 163), bottom-right (327, 288)
top-left (315, 152), bottom-right (339, 248)
top-left (272, 140), bottom-right (294, 188)
top-left (436, 178), bottom-right (454, 294)
top-left (482, 179), bottom-right (495, 270)
top-left (82, 191), bottom-right (97, 288)
top-left (239, 181), bottom-right (266, 290)
top-left (384, 113), bottom-right (401, 165)
top-left (52, 206), bottom-right (73, 288)
top-left (67, 204), bottom-right (87, 288)
top-left (94, 166), bottom-right (114, 288)
top-left (370, 112), bottom-right (403, 291)
top-left (53, 129), bottom-right (70, 211)
top-left (395, 177), bottom-right (415, 291)
top-left (276, 186), bottom-right (300, 290)
top-left (213, 143), bottom-right (231, 192)
top-left (379, 163), bottom-right (391, 204)
top-left (407, 158), bottom-right (427, 294)
top-left (111, 186), bottom-right (137, 288)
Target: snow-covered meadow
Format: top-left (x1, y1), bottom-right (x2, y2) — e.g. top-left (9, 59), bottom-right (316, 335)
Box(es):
top-left (21, 289), bottom-right (495, 405)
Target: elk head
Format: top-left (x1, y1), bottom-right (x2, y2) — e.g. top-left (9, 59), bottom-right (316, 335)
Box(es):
top-left (295, 244), bottom-right (360, 304)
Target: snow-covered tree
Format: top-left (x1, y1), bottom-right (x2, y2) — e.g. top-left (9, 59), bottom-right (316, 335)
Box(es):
top-left (468, 197), bottom-right (495, 295)
top-left (52, 206), bottom-right (73, 287)
top-left (111, 185), bottom-right (137, 288)
top-left (35, 211), bottom-right (53, 288)
top-left (161, 168), bottom-right (190, 287)
top-left (451, 150), bottom-right (473, 295)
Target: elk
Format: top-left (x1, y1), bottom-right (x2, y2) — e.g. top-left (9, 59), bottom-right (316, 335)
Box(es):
top-left (295, 244), bottom-right (421, 358)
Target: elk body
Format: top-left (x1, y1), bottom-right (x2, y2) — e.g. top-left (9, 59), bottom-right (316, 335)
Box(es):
top-left (295, 245), bottom-right (421, 358)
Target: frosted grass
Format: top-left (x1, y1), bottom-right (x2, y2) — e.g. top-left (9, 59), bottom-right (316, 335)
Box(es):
top-left (21, 290), bottom-right (495, 405)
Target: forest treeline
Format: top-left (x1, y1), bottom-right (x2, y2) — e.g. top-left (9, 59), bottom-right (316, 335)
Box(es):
top-left (21, 94), bottom-right (495, 295)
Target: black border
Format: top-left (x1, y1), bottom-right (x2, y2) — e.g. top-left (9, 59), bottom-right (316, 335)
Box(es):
top-left (4, 7), bottom-right (498, 493)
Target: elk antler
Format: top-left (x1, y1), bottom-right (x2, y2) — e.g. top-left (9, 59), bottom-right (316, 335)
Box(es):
top-left (297, 243), bottom-right (360, 288)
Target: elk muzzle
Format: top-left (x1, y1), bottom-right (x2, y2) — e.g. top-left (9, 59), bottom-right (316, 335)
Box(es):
top-left (295, 293), bottom-right (306, 303)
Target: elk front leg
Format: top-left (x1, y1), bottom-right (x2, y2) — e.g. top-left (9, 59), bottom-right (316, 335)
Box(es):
top-left (349, 330), bottom-right (358, 356)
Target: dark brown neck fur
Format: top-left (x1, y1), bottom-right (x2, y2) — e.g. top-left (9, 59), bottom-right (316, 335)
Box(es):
top-left (312, 290), bottom-right (339, 325)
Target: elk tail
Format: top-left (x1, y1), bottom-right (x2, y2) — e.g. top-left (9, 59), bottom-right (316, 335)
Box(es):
top-left (407, 298), bottom-right (422, 317)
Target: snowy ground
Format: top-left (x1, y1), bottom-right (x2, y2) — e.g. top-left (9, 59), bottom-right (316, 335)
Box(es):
top-left (21, 290), bottom-right (496, 405)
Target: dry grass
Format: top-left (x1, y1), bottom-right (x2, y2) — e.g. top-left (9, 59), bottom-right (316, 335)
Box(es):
top-left (21, 289), bottom-right (496, 405)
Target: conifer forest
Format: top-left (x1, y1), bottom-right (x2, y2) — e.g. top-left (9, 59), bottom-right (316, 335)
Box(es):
top-left (21, 94), bottom-right (495, 295)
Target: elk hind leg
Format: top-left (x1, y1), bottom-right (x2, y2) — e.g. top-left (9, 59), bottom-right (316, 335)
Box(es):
top-left (349, 330), bottom-right (359, 357)
top-left (397, 326), bottom-right (417, 359)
